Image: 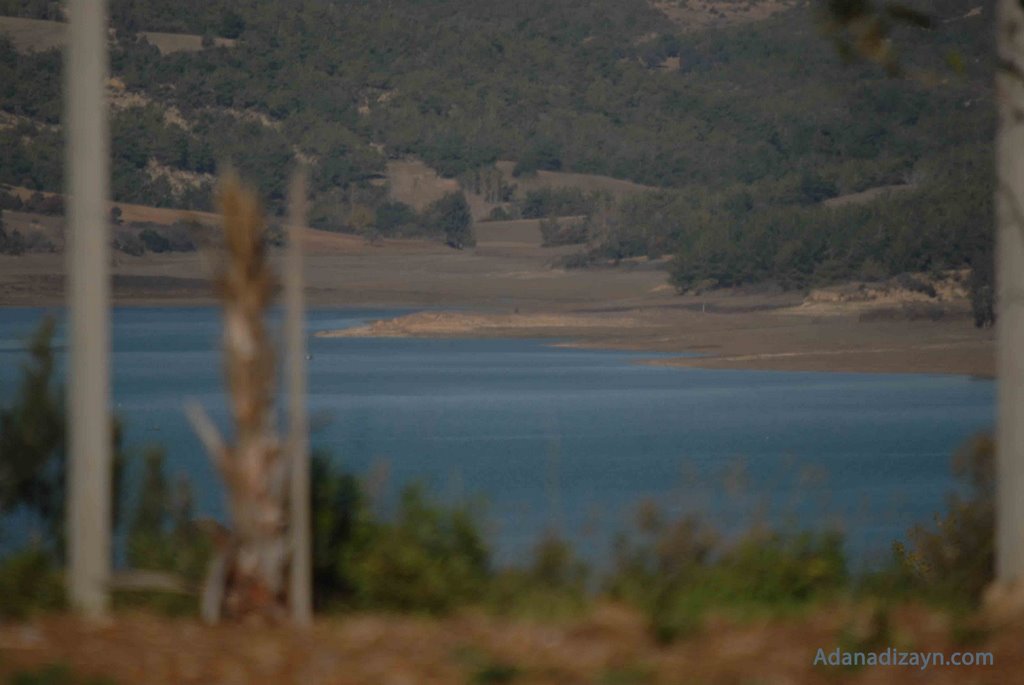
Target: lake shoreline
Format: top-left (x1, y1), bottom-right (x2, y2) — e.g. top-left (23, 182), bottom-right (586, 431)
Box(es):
top-left (1, 249), bottom-right (995, 378)
top-left (315, 309), bottom-right (996, 378)
top-left (1, 300), bottom-right (995, 377)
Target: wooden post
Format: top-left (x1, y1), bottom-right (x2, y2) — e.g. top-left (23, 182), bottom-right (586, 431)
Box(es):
top-left (65, 0), bottom-right (112, 619)
top-left (285, 169), bottom-right (313, 625)
top-left (996, 0), bottom-right (1024, 585)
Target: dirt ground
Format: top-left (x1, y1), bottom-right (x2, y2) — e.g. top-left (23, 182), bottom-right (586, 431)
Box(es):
top-left (0, 602), bottom-right (1017, 685)
top-left (0, 225), bottom-right (995, 377)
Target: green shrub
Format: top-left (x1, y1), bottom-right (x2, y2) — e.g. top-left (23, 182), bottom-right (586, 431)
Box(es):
top-left (116, 447), bottom-right (209, 614)
top-left (519, 188), bottom-right (593, 219)
top-left (0, 318), bottom-right (67, 554)
top-left (469, 662), bottom-right (520, 685)
top-left (455, 648), bottom-right (521, 685)
top-left (607, 502), bottom-right (847, 642)
top-left (0, 223), bottom-right (27, 256)
top-left (423, 192), bottom-right (475, 249)
top-left (113, 232), bottom-right (145, 256)
top-left (348, 485), bottom-right (490, 613)
top-left (374, 201), bottom-right (418, 236)
top-left (554, 251), bottom-right (594, 269)
top-left (0, 547), bottom-right (66, 620)
top-left (713, 529), bottom-right (847, 605)
top-left (0, 319), bottom-right (181, 616)
top-left (539, 217), bottom-right (589, 247)
top-left (485, 206), bottom-right (513, 221)
top-left (968, 248), bottom-right (995, 328)
top-left (868, 434), bottom-right (994, 610)
top-left (513, 139), bottom-right (562, 177)
top-left (486, 534), bottom-right (589, 619)
top-left (138, 228), bottom-right (172, 253)
top-left (309, 452), bottom-right (492, 614)
top-left (9, 664), bottom-right (115, 685)
top-left (310, 450), bottom-right (374, 610)
top-left (606, 507), bottom-right (717, 603)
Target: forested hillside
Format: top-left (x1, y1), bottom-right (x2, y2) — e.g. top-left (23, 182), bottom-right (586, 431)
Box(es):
top-left (0, 0), bottom-right (996, 309)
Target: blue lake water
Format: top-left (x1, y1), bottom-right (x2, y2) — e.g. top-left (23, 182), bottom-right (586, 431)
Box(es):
top-left (0, 307), bottom-right (996, 570)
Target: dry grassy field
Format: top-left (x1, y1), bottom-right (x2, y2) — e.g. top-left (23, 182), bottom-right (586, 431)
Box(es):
top-left (0, 15), bottom-right (233, 54)
top-left (0, 603), bottom-right (1017, 685)
top-left (385, 159), bottom-right (463, 211)
top-left (0, 16), bottom-right (65, 52)
top-left (138, 31), bottom-right (236, 54)
top-left (823, 184), bottom-right (917, 208)
top-left (653, 0), bottom-right (799, 31)
top-left (492, 160), bottom-right (656, 198)
top-left (385, 158), bottom-right (657, 223)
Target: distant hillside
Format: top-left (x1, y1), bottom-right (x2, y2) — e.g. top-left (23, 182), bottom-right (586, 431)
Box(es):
top-left (0, 0), bottom-right (997, 305)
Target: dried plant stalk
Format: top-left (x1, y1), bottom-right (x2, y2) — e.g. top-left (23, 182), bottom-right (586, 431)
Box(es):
top-left (194, 173), bottom-right (289, 623)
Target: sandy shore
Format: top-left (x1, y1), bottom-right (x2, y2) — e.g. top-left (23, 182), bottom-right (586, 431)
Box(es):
top-left (0, 231), bottom-right (995, 377)
top-left (315, 307), bottom-right (995, 377)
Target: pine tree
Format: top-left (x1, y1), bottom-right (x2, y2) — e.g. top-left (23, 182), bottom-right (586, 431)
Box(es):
top-left (0, 319), bottom-right (125, 560)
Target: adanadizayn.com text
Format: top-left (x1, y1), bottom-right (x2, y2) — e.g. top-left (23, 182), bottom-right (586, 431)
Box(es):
top-left (814, 647), bottom-right (993, 670)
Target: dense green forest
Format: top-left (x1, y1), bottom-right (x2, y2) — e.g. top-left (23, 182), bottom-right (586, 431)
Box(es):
top-left (0, 0), bottom-right (996, 312)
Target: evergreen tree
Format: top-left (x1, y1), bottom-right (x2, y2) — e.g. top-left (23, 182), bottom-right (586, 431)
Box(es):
top-left (426, 192), bottom-right (475, 249)
top-left (0, 319), bottom-right (126, 560)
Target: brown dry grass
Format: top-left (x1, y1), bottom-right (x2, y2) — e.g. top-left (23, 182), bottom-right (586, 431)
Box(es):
top-left (6, 187), bottom-right (221, 226)
top-left (138, 31), bottom-right (236, 54)
top-left (0, 17), bottom-right (235, 55)
top-left (385, 159), bottom-right (462, 211)
top-left (474, 219), bottom-right (546, 247)
top-left (823, 184), bottom-right (917, 208)
top-left (653, 0), bottom-right (798, 32)
top-left (0, 209), bottom-right (64, 247)
top-left (0, 16), bottom-right (66, 53)
top-left (0, 602), bottom-right (1017, 684)
top-left (384, 158), bottom-right (656, 223)
top-left (492, 161), bottom-right (655, 198)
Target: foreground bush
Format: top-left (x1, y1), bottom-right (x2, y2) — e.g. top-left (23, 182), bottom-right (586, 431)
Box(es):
top-left (867, 433), bottom-right (994, 610)
top-left (607, 505), bottom-right (846, 642)
top-left (0, 547), bottom-right (65, 620)
top-left (310, 454), bottom-right (491, 613)
top-left (347, 485), bottom-right (490, 613)
top-left (486, 534), bottom-right (589, 619)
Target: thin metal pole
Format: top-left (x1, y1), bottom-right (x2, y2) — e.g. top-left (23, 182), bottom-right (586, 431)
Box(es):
top-left (65, 0), bottom-right (111, 619)
top-left (285, 169), bottom-right (312, 625)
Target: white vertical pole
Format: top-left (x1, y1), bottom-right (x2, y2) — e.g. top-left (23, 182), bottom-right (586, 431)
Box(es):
top-left (65, 0), bottom-right (111, 619)
top-left (997, 0), bottom-right (1024, 584)
top-left (286, 169), bottom-right (312, 625)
